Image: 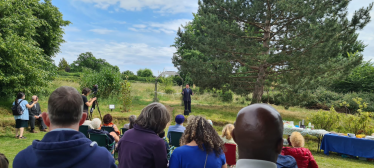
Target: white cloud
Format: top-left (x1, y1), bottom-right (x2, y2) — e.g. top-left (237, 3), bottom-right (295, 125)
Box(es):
top-left (129, 19), bottom-right (191, 34)
top-left (64, 27), bottom-right (81, 32)
top-left (133, 24), bottom-right (147, 28)
top-left (55, 39), bottom-right (177, 73)
top-left (89, 28), bottom-right (115, 34)
top-left (76, 0), bottom-right (198, 14)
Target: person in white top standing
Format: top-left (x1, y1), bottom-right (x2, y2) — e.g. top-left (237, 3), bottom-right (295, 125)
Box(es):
top-left (232, 104), bottom-right (284, 168)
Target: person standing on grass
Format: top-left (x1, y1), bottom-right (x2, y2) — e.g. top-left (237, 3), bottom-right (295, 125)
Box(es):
top-left (182, 84), bottom-right (193, 113)
top-left (81, 87), bottom-right (96, 119)
top-left (232, 104), bottom-right (284, 168)
top-left (13, 92), bottom-right (38, 139)
top-left (13, 86), bottom-right (116, 168)
top-left (28, 95), bottom-right (47, 133)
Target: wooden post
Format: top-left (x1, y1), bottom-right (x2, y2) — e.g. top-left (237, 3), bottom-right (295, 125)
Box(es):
top-left (154, 79), bottom-right (158, 102)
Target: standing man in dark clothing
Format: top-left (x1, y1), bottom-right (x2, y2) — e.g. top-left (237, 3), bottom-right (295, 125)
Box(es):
top-left (182, 84), bottom-right (193, 113)
top-left (29, 95), bottom-right (47, 133)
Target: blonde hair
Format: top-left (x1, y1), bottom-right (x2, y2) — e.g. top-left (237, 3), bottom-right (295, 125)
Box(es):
top-left (290, 132), bottom-right (305, 147)
top-left (221, 124), bottom-right (234, 140)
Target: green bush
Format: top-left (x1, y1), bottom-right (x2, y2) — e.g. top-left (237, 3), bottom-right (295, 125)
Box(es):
top-left (137, 77), bottom-right (155, 82)
top-left (221, 91), bottom-right (233, 102)
top-left (165, 88), bottom-right (175, 94)
top-left (127, 75), bottom-right (138, 80)
top-left (309, 107), bottom-right (341, 131)
top-left (79, 67), bottom-right (122, 98)
top-left (57, 71), bottom-right (81, 77)
top-left (309, 99), bottom-right (373, 134)
top-left (264, 87), bottom-right (374, 113)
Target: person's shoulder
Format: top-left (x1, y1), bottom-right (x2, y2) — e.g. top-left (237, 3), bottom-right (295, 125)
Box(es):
top-left (172, 145), bottom-right (187, 154)
top-left (89, 145), bottom-right (115, 161)
top-left (14, 145), bottom-right (33, 162)
top-left (168, 125), bottom-right (176, 130)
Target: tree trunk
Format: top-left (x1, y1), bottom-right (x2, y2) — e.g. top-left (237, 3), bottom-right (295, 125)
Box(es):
top-left (251, 65), bottom-right (265, 104)
top-left (251, 13), bottom-right (271, 104)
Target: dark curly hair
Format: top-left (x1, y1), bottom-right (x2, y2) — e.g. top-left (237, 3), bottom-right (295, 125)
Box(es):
top-left (103, 114), bottom-right (113, 124)
top-left (180, 116), bottom-right (224, 157)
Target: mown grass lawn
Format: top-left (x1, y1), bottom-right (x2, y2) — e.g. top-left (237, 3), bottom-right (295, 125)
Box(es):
top-left (1, 81), bottom-right (373, 167)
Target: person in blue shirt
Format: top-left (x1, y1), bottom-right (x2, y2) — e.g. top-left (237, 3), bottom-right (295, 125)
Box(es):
top-left (169, 116), bottom-right (227, 168)
top-left (167, 114), bottom-right (186, 141)
top-left (13, 92), bottom-right (38, 139)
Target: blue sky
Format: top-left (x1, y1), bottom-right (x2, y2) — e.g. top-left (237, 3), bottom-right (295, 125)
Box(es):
top-left (52, 0), bottom-right (374, 75)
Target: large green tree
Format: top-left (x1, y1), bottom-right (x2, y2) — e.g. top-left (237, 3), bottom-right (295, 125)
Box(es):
top-left (137, 68), bottom-right (153, 77)
top-left (70, 52), bottom-right (119, 72)
top-left (58, 58), bottom-right (69, 71)
top-left (173, 0), bottom-right (373, 103)
top-left (0, 0), bottom-right (70, 95)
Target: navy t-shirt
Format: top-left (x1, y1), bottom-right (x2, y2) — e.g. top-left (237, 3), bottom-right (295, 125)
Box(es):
top-left (169, 145), bottom-right (226, 168)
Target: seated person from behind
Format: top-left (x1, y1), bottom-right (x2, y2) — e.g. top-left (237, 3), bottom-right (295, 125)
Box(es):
top-left (233, 104), bottom-right (284, 168)
top-left (158, 131), bottom-right (170, 154)
top-left (28, 95), bottom-right (47, 133)
top-left (88, 118), bottom-right (119, 143)
top-left (167, 114), bottom-right (186, 140)
top-left (12, 86), bottom-right (116, 168)
top-left (82, 120), bottom-right (93, 129)
top-left (102, 114), bottom-right (120, 135)
top-left (169, 116), bottom-right (227, 168)
top-left (221, 124), bottom-right (238, 165)
top-left (276, 154), bottom-right (298, 168)
top-left (123, 115), bottom-right (136, 129)
top-left (281, 132), bottom-right (318, 168)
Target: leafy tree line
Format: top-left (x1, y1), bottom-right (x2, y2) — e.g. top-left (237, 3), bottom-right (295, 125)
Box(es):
top-left (0, 0), bottom-right (70, 96)
top-left (172, 0), bottom-right (373, 104)
top-left (69, 52), bottom-right (119, 73)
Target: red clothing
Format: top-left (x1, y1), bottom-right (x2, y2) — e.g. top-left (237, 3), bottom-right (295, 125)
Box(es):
top-left (281, 147), bottom-right (318, 168)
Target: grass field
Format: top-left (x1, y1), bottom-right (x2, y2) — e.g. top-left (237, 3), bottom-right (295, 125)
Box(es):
top-left (0, 79), bottom-right (373, 167)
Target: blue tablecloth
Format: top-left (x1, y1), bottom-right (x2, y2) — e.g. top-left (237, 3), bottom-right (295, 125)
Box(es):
top-left (321, 134), bottom-right (374, 159)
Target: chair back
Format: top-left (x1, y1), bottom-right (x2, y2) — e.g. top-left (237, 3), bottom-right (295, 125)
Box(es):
top-left (89, 134), bottom-right (108, 148)
top-left (224, 143), bottom-right (237, 166)
top-left (169, 131), bottom-right (183, 147)
top-left (101, 126), bottom-right (115, 133)
top-left (121, 128), bottom-right (129, 135)
top-left (79, 125), bottom-right (90, 138)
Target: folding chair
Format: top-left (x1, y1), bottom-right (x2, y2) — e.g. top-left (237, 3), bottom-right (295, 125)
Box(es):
top-left (89, 133), bottom-right (116, 156)
top-left (101, 126), bottom-right (115, 133)
top-left (79, 125), bottom-right (90, 138)
top-left (121, 128), bottom-right (129, 136)
top-left (224, 143), bottom-right (237, 166)
top-left (168, 131), bottom-right (184, 156)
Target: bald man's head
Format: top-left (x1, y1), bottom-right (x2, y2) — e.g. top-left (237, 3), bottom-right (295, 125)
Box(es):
top-left (232, 104), bottom-right (283, 163)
